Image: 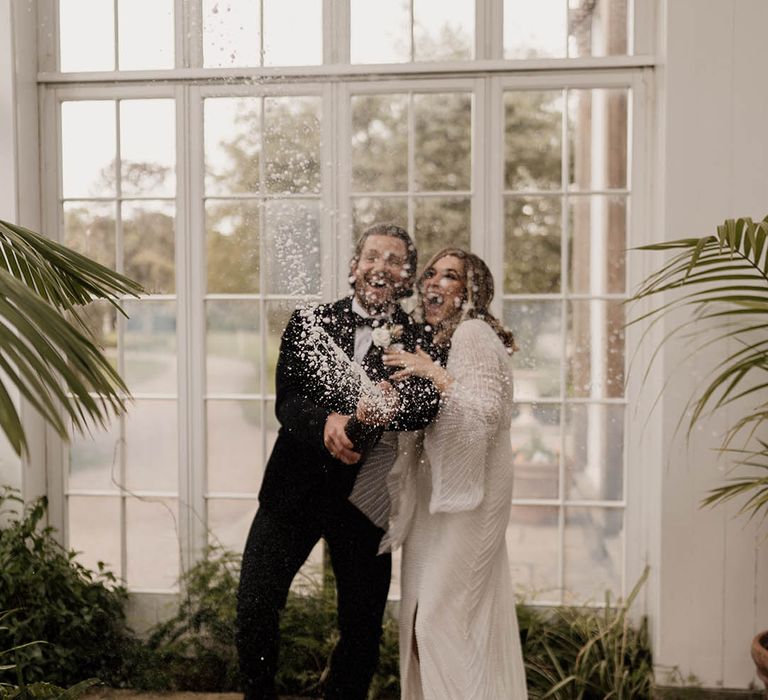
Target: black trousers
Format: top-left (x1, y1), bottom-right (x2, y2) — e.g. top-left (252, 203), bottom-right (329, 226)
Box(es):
top-left (235, 495), bottom-right (392, 700)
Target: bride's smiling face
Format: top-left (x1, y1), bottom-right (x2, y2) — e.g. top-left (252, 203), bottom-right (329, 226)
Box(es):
top-left (420, 254), bottom-right (466, 327)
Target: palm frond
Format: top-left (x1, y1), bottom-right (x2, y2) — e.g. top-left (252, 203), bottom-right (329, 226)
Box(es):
top-left (0, 219), bottom-right (143, 310)
top-left (701, 443), bottom-right (768, 521)
top-left (0, 220), bottom-right (144, 457)
top-left (630, 216), bottom-right (768, 522)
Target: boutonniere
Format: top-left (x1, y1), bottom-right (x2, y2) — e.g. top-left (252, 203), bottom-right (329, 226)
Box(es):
top-left (372, 323), bottom-right (403, 349)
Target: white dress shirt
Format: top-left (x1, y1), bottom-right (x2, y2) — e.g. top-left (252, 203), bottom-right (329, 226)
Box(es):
top-left (351, 297), bottom-right (392, 364)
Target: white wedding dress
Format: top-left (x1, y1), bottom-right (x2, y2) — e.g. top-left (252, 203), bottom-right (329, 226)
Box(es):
top-left (384, 319), bottom-right (528, 700)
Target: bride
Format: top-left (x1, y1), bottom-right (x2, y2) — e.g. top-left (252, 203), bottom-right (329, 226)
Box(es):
top-left (381, 247), bottom-right (528, 699)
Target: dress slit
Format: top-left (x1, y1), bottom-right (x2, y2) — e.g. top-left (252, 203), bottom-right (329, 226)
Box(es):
top-left (411, 603), bottom-right (420, 663)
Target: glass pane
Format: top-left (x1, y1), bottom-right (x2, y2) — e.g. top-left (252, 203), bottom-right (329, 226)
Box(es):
top-left (568, 0), bottom-right (629, 58)
top-left (510, 403), bottom-right (560, 500)
top-left (118, 0), bottom-right (174, 70)
top-left (414, 0), bottom-right (473, 61)
top-left (351, 95), bottom-right (408, 192)
top-left (126, 497), bottom-right (179, 590)
top-left (123, 300), bottom-right (177, 394)
top-left (413, 197), bottom-right (470, 265)
top-left (125, 400), bottom-right (178, 492)
top-left (264, 200), bottom-right (321, 295)
top-left (205, 97), bottom-right (261, 196)
top-left (414, 93), bottom-right (471, 191)
top-left (207, 401), bottom-right (262, 493)
top-left (504, 301), bottom-right (561, 400)
top-left (206, 200), bottom-right (260, 294)
top-left (350, 0), bottom-right (410, 64)
top-left (79, 301), bottom-right (118, 366)
top-left (507, 505), bottom-right (559, 603)
top-left (263, 0), bottom-right (322, 66)
top-left (123, 201), bottom-right (175, 294)
top-left (266, 301), bottom-right (299, 395)
top-left (569, 195), bottom-right (627, 294)
top-left (505, 91), bottom-right (563, 191)
top-left (62, 101), bottom-right (116, 198)
top-left (264, 97), bottom-right (321, 194)
top-left (352, 198), bottom-right (409, 242)
top-left (69, 420), bottom-right (121, 492)
top-left (568, 89), bottom-right (628, 191)
top-left (206, 301), bottom-right (260, 396)
top-left (504, 0), bottom-right (567, 59)
top-left (564, 506), bottom-right (622, 603)
top-left (63, 202), bottom-right (116, 270)
top-left (120, 99), bottom-right (176, 197)
top-left (203, 0), bottom-right (260, 68)
top-left (567, 300), bottom-right (625, 399)
top-left (504, 197), bottom-right (561, 294)
top-left (208, 498), bottom-right (258, 553)
top-left (565, 404), bottom-right (624, 501)
top-left (68, 496), bottom-right (121, 575)
top-left (60, 0), bottom-right (115, 72)
top-left (265, 399), bottom-right (280, 454)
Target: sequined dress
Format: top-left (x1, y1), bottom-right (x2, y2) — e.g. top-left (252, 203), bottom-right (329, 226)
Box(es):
top-left (384, 319), bottom-right (528, 700)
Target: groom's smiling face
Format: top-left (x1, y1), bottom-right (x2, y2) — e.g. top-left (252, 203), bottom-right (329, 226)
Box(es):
top-left (350, 234), bottom-right (409, 313)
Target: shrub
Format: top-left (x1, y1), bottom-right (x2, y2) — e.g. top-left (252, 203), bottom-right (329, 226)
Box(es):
top-left (0, 488), bottom-right (132, 688)
top-left (520, 569), bottom-right (653, 700)
top-left (138, 545), bottom-right (400, 698)
top-left (0, 488), bottom-right (652, 699)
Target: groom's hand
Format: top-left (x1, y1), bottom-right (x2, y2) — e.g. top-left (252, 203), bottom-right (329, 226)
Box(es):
top-left (323, 413), bottom-right (361, 465)
top-left (355, 381), bottom-right (400, 426)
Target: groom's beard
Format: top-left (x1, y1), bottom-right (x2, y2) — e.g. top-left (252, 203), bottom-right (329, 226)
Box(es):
top-left (353, 277), bottom-right (402, 315)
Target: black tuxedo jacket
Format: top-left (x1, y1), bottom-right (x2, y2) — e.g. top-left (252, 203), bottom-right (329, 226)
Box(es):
top-left (258, 295), bottom-right (441, 516)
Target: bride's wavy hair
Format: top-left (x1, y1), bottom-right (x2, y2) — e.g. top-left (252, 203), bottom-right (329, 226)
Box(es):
top-left (418, 247), bottom-right (518, 353)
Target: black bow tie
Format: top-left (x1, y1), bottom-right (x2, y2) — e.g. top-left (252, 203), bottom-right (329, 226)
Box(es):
top-left (352, 312), bottom-right (389, 329)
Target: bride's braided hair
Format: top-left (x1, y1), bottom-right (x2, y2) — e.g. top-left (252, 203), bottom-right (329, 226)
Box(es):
top-left (418, 247), bottom-right (518, 353)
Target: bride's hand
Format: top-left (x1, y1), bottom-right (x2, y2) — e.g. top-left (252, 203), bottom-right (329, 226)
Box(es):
top-left (383, 347), bottom-right (453, 392)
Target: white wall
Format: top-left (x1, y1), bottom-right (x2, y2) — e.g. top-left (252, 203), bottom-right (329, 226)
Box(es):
top-left (0, 0), bottom-right (45, 500)
top-left (0, 0), bottom-right (23, 492)
top-left (653, 0), bottom-right (768, 688)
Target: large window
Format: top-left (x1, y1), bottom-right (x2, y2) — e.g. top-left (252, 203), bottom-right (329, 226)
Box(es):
top-left (42, 0), bottom-right (648, 605)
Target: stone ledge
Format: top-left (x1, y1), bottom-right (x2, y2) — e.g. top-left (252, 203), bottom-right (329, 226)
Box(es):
top-left (654, 687), bottom-right (765, 700)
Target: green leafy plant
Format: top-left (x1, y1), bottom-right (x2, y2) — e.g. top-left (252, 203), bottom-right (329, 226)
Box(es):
top-left (0, 488), bottom-right (133, 688)
top-left (0, 610), bottom-right (100, 700)
top-left (134, 544), bottom-right (400, 697)
top-left (630, 216), bottom-right (768, 520)
top-left (520, 568), bottom-right (653, 700)
top-left (0, 219), bottom-right (143, 456)
top-left (134, 545), bottom-right (652, 699)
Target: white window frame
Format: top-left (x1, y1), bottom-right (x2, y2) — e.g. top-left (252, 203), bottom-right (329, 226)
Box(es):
top-left (27, 0), bottom-right (659, 609)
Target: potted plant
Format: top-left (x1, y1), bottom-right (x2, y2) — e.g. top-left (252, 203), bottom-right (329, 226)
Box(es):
top-left (630, 215), bottom-right (768, 687)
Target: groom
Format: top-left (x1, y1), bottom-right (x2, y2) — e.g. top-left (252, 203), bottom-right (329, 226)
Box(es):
top-left (236, 223), bottom-right (440, 700)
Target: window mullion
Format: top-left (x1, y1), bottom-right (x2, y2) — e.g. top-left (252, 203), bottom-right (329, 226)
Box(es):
top-left (470, 78), bottom-right (485, 256)
top-left (321, 82), bottom-right (338, 299)
top-left (485, 76), bottom-right (504, 319)
top-left (326, 0), bottom-right (350, 65)
top-left (407, 91), bottom-right (415, 246)
top-left (113, 0), bottom-right (119, 70)
top-left (477, 0), bottom-right (503, 61)
top-left (37, 0), bottom-right (58, 73)
top-left (177, 83), bottom-right (204, 574)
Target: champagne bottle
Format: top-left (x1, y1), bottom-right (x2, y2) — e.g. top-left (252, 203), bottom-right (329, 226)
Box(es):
top-left (344, 414), bottom-right (379, 457)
